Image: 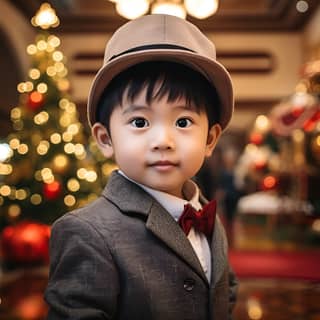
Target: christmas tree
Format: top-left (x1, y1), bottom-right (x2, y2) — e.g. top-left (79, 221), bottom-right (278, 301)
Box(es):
top-left (0, 3), bottom-right (116, 229)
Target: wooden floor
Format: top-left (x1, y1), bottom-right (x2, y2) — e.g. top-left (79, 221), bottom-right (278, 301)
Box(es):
top-left (0, 213), bottom-right (320, 320)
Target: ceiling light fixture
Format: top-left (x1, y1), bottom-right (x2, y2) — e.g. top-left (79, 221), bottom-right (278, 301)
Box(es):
top-left (110, 0), bottom-right (219, 20)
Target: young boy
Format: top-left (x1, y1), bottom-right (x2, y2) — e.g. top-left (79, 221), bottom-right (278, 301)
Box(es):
top-left (45, 14), bottom-right (238, 320)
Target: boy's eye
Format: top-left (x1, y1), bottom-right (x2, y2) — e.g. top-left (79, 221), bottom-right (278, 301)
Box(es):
top-left (176, 118), bottom-right (192, 128)
top-left (131, 118), bottom-right (149, 128)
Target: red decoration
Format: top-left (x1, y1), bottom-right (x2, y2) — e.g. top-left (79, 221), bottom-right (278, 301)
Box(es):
top-left (0, 221), bottom-right (51, 264)
top-left (261, 175), bottom-right (278, 191)
top-left (249, 132), bottom-right (264, 145)
top-left (253, 160), bottom-right (267, 171)
top-left (27, 91), bottom-right (44, 110)
top-left (270, 94), bottom-right (319, 136)
top-left (303, 109), bottom-right (320, 132)
top-left (43, 180), bottom-right (62, 200)
top-left (281, 106), bottom-right (304, 125)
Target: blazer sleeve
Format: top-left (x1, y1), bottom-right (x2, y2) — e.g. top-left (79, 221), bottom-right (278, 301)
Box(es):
top-left (228, 264), bottom-right (238, 319)
top-left (44, 213), bottom-right (120, 319)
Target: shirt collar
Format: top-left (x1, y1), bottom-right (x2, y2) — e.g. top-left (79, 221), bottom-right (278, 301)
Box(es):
top-left (118, 170), bottom-right (202, 221)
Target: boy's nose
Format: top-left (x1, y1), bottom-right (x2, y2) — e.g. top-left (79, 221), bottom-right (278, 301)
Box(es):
top-left (150, 127), bottom-right (175, 151)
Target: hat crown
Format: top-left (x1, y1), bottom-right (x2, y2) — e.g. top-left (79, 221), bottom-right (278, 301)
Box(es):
top-left (104, 14), bottom-right (216, 64)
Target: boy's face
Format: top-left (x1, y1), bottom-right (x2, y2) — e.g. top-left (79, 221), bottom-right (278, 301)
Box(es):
top-left (93, 86), bottom-right (221, 198)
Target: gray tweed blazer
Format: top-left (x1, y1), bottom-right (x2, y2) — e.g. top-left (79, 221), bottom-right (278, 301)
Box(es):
top-left (45, 171), bottom-right (238, 319)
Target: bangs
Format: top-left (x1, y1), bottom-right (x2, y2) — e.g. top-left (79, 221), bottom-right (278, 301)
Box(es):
top-left (97, 61), bottom-right (220, 129)
top-left (123, 62), bottom-right (214, 112)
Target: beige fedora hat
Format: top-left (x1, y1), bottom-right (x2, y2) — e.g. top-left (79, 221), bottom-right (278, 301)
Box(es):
top-left (87, 14), bottom-right (234, 130)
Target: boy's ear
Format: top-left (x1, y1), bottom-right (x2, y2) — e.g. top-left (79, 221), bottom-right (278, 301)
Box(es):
top-left (91, 122), bottom-right (114, 158)
top-left (205, 123), bottom-right (222, 157)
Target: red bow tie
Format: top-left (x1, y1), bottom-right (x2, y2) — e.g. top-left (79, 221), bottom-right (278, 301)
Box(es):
top-left (178, 200), bottom-right (217, 238)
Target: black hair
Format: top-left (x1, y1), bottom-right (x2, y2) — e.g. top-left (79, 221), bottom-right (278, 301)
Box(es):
top-left (96, 61), bottom-right (220, 132)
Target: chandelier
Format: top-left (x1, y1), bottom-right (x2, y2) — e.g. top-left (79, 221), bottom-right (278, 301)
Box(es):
top-left (109, 0), bottom-right (219, 20)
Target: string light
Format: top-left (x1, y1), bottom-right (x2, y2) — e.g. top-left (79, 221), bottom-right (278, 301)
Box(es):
top-left (74, 144), bottom-right (85, 157)
top-left (65, 103), bottom-right (76, 114)
top-left (37, 140), bottom-right (50, 155)
top-left (77, 168), bottom-right (87, 179)
top-left (67, 179), bottom-right (80, 192)
top-left (41, 168), bottom-right (54, 183)
top-left (64, 143), bottom-right (75, 154)
top-left (37, 39), bottom-right (48, 51)
top-left (64, 194), bottom-right (76, 206)
top-left (10, 108), bottom-right (22, 121)
top-left (30, 194), bottom-right (42, 205)
top-left (29, 68), bottom-right (41, 80)
top-left (37, 83), bottom-right (48, 93)
top-left (34, 111), bottom-right (49, 125)
top-left (85, 171), bottom-right (98, 182)
top-left (17, 144), bottom-right (29, 155)
top-left (0, 185), bottom-right (11, 197)
top-left (52, 51), bottom-right (63, 62)
top-left (0, 164), bottom-right (13, 175)
top-left (59, 98), bottom-right (69, 109)
top-left (50, 133), bottom-right (62, 144)
top-left (16, 189), bottom-right (28, 200)
top-left (9, 138), bottom-right (20, 150)
top-left (34, 170), bottom-right (43, 181)
top-left (53, 154), bottom-right (69, 172)
top-left (60, 114), bottom-right (72, 127)
top-left (48, 35), bottom-right (60, 48)
top-left (62, 132), bottom-right (73, 142)
top-left (26, 44), bottom-right (37, 55)
top-left (8, 204), bottom-right (21, 218)
top-left (46, 66), bottom-right (56, 77)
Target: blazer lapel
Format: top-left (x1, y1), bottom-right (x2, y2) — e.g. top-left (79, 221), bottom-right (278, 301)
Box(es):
top-left (103, 171), bottom-right (208, 284)
top-left (146, 201), bottom-right (208, 284)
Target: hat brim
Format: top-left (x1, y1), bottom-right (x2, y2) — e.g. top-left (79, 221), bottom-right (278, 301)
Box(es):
top-left (87, 49), bottom-right (234, 130)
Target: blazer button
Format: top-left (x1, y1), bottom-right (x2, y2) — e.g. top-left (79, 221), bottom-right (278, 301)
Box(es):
top-left (183, 278), bottom-right (195, 292)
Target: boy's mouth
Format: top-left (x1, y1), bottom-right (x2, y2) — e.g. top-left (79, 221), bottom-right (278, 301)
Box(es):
top-left (148, 160), bottom-right (178, 170)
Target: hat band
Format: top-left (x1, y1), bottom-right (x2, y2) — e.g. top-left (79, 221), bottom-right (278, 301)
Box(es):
top-left (109, 44), bottom-right (195, 61)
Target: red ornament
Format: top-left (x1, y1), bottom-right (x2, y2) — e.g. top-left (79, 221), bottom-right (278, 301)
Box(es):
top-left (27, 91), bottom-right (44, 110)
top-left (0, 221), bottom-right (51, 264)
top-left (249, 132), bottom-right (264, 145)
top-left (261, 175), bottom-right (278, 191)
top-left (43, 180), bottom-right (62, 200)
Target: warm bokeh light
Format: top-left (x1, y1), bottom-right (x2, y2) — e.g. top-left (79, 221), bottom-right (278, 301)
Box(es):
top-left (0, 143), bottom-right (13, 162)
top-left (255, 115), bottom-right (270, 133)
top-left (50, 133), bottom-right (62, 144)
top-left (64, 194), bottom-right (76, 206)
top-left (8, 204), bottom-right (21, 218)
top-left (17, 144), bottom-right (29, 155)
top-left (31, 2), bottom-right (60, 29)
top-left (67, 179), bottom-right (80, 192)
top-left (30, 194), bottom-right (42, 205)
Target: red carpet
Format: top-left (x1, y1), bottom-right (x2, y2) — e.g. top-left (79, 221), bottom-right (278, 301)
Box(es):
top-left (229, 250), bottom-right (320, 281)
